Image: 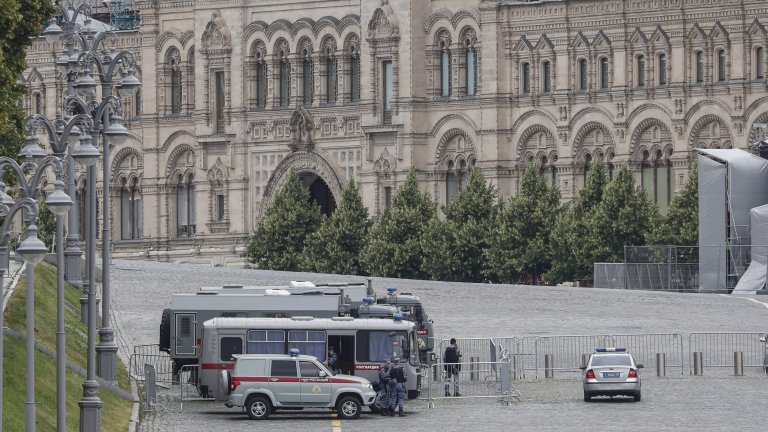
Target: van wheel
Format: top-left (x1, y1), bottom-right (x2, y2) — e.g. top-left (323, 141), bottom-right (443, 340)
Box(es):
top-left (336, 396), bottom-right (361, 420)
top-left (246, 395), bottom-right (271, 420)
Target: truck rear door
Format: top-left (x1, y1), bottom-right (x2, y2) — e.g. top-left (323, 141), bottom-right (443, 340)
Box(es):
top-left (174, 313), bottom-right (196, 355)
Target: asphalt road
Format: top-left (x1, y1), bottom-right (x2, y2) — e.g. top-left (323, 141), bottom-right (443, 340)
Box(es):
top-left (109, 259), bottom-right (768, 431)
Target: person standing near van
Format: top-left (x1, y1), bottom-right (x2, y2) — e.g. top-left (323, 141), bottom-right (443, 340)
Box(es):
top-left (377, 359), bottom-right (392, 416)
top-left (388, 357), bottom-right (407, 417)
top-left (443, 338), bottom-right (462, 396)
top-left (327, 347), bottom-right (341, 374)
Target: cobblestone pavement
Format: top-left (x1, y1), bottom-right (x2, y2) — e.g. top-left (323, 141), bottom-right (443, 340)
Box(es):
top-left (110, 259), bottom-right (768, 431)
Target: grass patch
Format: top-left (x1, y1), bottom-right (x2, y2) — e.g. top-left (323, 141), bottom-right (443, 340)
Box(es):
top-left (3, 262), bottom-right (133, 431)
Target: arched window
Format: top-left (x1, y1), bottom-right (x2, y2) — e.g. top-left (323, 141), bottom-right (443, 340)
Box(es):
top-left (176, 174), bottom-right (196, 237)
top-left (465, 40), bottom-right (476, 96)
top-left (302, 48), bottom-right (313, 106)
top-left (542, 61), bottom-right (552, 93)
top-left (579, 58), bottom-right (588, 91)
top-left (539, 156), bottom-right (558, 187)
top-left (600, 57), bottom-right (609, 89)
top-left (658, 53), bottom-right (667, 85)
top-left (254, 51), bottom-right (267, 109)
top-left (695, 51), bottom-right (704, 83)
top-left (717, 49), bottom-right (726, 82)
top-left (641, 149), bottom-right (671, 213)
top-left (446, 160), bottom-right (458, 203)
top-left (120, 178), bottom-right (143, 240)
top-left (583, 154), bottom-right (592, 183)
top-left (33, 93), bottom-right (42, 114)
top-left (440, 40), bottom-right (451, 97)
top-left (757, 47), bottom-right (766, 79)
top-left (167, 49), bottom-right (182, 114)
top-left (636, 55), bottom-right (645, 87)
top-left (349, 46), bottom-right (360, 102)
top-left (522, 62), bottom-right (531, 94)
top-left (279, 50), bottom-right (290, 106)
top-left (326, 47), bottom-right (337, 104)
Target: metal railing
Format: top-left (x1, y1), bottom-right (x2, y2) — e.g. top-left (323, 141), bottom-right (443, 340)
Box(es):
top-left (534, 335), bottom-right (610, 378)
top-left (425, 360), bottom-right (520, 408)
top-left (179, 364), bottom-right (214, 410)
top-left (129, 344), bottom-right (173, 384)
top-left (688, 332), bottom-right (766, 374)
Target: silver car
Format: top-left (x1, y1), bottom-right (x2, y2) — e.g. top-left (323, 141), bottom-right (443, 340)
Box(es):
top-left (223, 351), bottom-right (377, 420)
top-left (581, 348), bottom-right (643, 402)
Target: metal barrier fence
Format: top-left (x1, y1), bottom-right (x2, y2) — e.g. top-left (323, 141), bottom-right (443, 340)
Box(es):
top-left (179, 364), bottom-right (214, 410)
top-left (129, 344), bottom-right (174, 384)
top-left (688, 332), bottom-right (766, 374)
top-left (425, 361), bottom-right (520, 408)
top-left (532, 334), bottom-right (684, 378)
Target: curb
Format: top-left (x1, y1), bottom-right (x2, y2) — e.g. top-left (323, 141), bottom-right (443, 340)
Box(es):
top-left (129, 379), bottom-right (141, 432)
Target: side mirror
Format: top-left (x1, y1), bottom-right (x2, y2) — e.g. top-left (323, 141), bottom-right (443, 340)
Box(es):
top-left (636, 364), bottom-right (644, 369)
top-left (319, 371), bottom-right (327, 377)
top-left (579, 365), bottom-right (587, 370)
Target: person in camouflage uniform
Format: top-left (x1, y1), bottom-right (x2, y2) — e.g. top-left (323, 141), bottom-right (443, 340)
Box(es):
top-left (388, 357), bottom-right (407, 417)
top-left (377, 359), bottom-right (392, 416)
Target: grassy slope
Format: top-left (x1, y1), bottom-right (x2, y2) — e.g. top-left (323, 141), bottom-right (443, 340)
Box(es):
top-left (3, 262), bottom-right (132, 431)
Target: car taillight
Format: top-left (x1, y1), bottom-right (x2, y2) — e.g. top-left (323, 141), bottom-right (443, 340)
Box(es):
top-left (628, 368), bottom-right (637, 378)
top-left (231, 378), bottom-right (241, 391)
top-left (585, 369), bottom-right (595, 379)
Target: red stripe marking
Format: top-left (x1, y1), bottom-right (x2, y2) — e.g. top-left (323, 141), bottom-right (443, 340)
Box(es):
top-left (232, 376), bottom-right (269, 382)
top-left (201, 363), bottom-right (234, 370)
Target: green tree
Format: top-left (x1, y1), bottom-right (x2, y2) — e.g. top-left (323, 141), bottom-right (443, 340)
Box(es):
top-left (586, 164), bottom-right (661, 263)
top-left (300, 179), bottom-right (371, 275)
top-left (486, 164), bottom-right (560, 283)
top-left (649, 161), bottom-right (698, 246)
top-left (361, 169), bottom-right (437, 278)
top-left (36, 200), bottom-right (57, 250)
top-left (422, 167), bottom-right (498, 282)
top-left (244, 170), bottom-right (322, 270)
top-left (546, 161), bottom-right (609, 283)
top-left (0, 1), bottom-right (55, 185)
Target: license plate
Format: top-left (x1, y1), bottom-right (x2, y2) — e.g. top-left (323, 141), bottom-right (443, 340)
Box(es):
top-left (602, 372), bottom-right (620, 378)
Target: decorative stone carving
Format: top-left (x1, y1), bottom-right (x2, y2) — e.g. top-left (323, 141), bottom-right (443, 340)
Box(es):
top-left (289, 107), bottom-right (315, 152)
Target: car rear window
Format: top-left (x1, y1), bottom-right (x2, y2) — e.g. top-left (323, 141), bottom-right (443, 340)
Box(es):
top-left (591, 354), bottom-right (632, 366)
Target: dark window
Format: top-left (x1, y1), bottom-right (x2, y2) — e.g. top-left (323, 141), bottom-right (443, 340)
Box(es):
top-left (637, 55), bottom-right (645, 87)
top-left (757, 47), bottom-right (766, 79)
top-left (440, 45), bottom-right (450, 97)
top-left (280, 53), bottom-right (290, 106)
top-left (696, 51), bottom-right (704, 83)
top-left (384, 186), bottom-right (393, 210)
top-left (303, 52), bottom-right (313, 105)
top-left (383, 61), bottom-right (393, 124)
top-left (658, 53), bottom-right (667, 85)
top-left (600, 57), bottom-right (609, 89)
top-left (220, 337), bottom-right (243, 362)
top-left (299, 361), bottom-right (324, 377)
top-left (177, 174), bottom-right (196, 237)
top-left (350, 54), bottom-right (360, 101)
top-left (180, 317), bottom-right (191, 336)
top-left (522, 63), bottom-right (530, 94)
top-left (247, 330), bottom-right (285, 354)
top-left (717, 50), bottom-right (726, 82)
top-left (216, 194), bottom-right (225, 221)
top-left (542, 61), bottom-right (552, 93)
top-left (270, 360), bottom-right (298, 377)
top-left (135, 89), bottom-right (142, 117)
top-left (215, 71), bottom-right (225, 132)
top-left (579, 58), bottom-right (588, 91)
top-left (591, 355), bottom-right (632, 367)
top-left (466, 46), bottom-right (476, 96)
top-left (355, 330), bottom-right (408, 363)
top-left (34, 93), bottom-right (42, 114)
top-left (171, 65), bottom-right (181, 114)
top-left (326, 56), bottom-right (337, 103)
top-left (255, 62), bottom-right (267, 108)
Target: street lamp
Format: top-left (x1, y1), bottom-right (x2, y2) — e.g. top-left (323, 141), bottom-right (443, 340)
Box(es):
top-left (0, 153), bottom-right (70, 432)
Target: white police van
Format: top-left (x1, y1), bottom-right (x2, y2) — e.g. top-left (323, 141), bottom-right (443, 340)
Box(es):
top-left (223, 349), bottom-right (377, 419)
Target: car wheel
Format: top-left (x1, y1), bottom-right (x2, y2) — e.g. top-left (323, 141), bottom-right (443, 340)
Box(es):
top-left (633, 391), bottom-right (641, 402)
top-left (583, 391), bottom-right (591, 402)
top-left (246, 395), bottom-right (271, 420)
top-left (336, 396), bottom-right (362, 420)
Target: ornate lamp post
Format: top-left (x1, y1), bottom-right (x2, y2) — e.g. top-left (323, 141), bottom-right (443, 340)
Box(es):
top-left (0, 150), bottom-right (72, 432)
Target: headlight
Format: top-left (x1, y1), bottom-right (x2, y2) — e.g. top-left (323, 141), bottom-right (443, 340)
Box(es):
top-left (361, 383), bottom-right (372, 390)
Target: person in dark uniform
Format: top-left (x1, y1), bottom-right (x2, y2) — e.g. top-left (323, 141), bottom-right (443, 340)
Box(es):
top-left (443, 338), bottom-right (462, 396)
top-left (377, 359), bottom-right (392, 416)
top-left (388, 357), bottom-right (407, 417)
top-left (327, 347), bottom-right (341, 374)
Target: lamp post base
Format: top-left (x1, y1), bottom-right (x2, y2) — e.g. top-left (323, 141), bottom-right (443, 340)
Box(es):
top-left (78, 380), bottom-right (102, 432)
top-left (97, 329), bottom-right (118, 383)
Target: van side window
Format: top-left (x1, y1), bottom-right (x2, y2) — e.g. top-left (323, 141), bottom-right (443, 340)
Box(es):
top-left (271, 360), bottom-right (298, 377)
top-left (247, 330), bottom-right (285, 354)
top-left (356, 330), bottom-right (406, 362)
top-left (220, 337), bottom-right (243, 361)
top-left (299, 361), bottom-right (323, 377)
top-left (288, 330), bottom-right (326, 360)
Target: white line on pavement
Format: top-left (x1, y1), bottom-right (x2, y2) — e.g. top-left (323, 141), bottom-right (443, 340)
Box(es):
top-left (721, 294), bottom-right (768, 311)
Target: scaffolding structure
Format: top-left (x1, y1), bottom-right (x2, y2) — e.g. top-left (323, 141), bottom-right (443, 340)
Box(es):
top-left (106, 0), bottom-right (141, 31)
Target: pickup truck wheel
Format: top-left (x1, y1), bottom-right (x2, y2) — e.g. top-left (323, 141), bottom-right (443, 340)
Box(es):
top-left (336, 396), bottom-right (361, 420)
top-left (246, 395), bottom-right (271, 420)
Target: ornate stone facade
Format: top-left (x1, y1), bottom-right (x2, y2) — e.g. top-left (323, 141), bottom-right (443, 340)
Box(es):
top-left (22, 0), bottom-right (768, 264)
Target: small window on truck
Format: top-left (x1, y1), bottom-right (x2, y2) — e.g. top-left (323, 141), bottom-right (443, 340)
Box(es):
top-left (271, 360), bottom-right (298, 377)
top-left (288, 330), bottom-right (326, 361)
top-left (247, 330), bottom-right (285, 354)
top-left (356, 330), bottom-right (406, 362)
top-left (220, 337), bottom-right (243, 362)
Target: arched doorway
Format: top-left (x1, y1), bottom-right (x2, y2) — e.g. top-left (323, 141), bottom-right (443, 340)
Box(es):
top-left (300, 172), bottom-right (336, 215)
